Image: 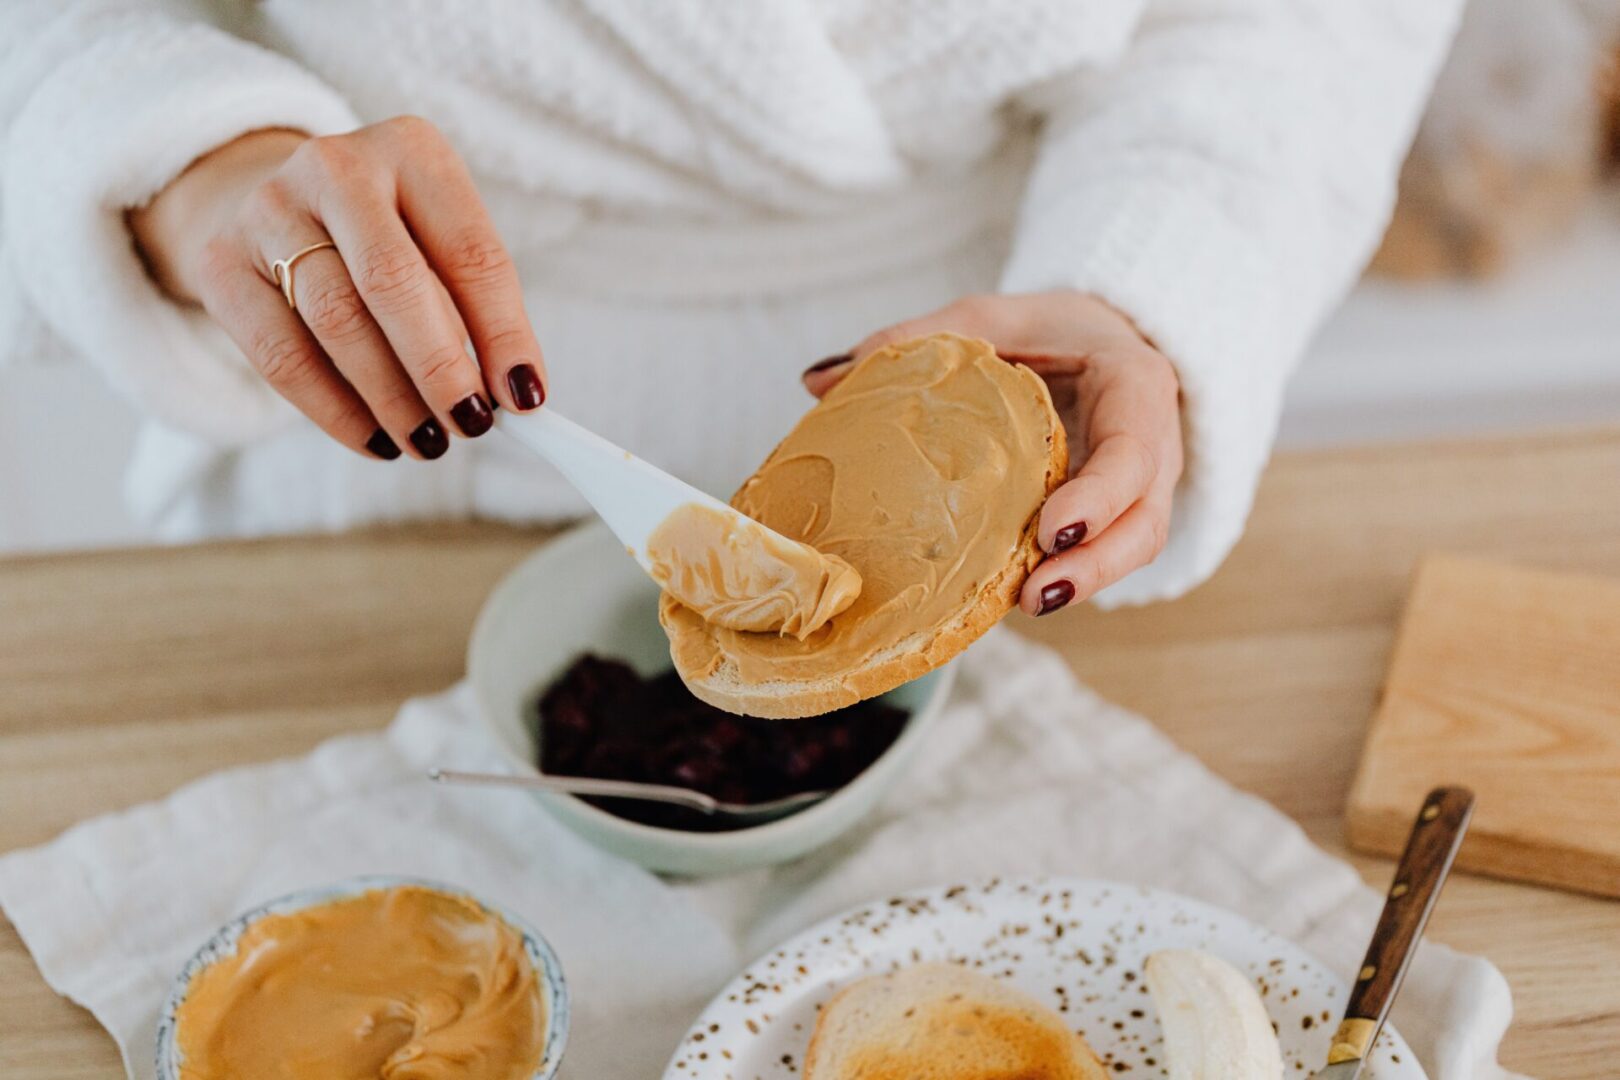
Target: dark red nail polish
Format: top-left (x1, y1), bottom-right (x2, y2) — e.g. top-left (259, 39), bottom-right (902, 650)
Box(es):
top-left (1051, 521), bottom-right (1088, 554)
top-left (410, 418), bottom-right (449, 460)
top-left (450, 393), bottom-right (494, 437)
top-left (507, 364), bottom-right (545, 411)
top-left (365, 428), bottom-right (402, 461)
top-left (1036, 579), bottom-right (1075, 616)
top-left (802, 353), bottom-right (853, 378)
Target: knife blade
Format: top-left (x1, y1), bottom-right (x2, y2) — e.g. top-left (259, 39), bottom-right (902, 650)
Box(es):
top-left (1309, 1064), bottom-right (1364, 1080)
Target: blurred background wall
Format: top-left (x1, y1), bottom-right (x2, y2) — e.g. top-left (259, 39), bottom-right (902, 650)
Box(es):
top-left (3, 0), bottom-right (1618, 554)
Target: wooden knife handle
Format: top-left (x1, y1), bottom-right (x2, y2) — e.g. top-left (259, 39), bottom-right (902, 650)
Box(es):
top-left (1328, 786), bottom-right (1475, 1065)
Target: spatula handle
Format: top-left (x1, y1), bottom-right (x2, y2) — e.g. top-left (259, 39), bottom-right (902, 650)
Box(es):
top-left (496, 408), bottom-right (730, 570)
top-left (1327, 786), bottom-right (1474, 1066)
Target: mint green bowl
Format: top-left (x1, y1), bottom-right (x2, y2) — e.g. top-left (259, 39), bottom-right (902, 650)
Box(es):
top-left (467, 520), bottom-right (954, 876)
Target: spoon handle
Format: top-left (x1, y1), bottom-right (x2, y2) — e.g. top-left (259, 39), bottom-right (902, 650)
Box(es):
top-left (428, 768), bottom-right (718, 814)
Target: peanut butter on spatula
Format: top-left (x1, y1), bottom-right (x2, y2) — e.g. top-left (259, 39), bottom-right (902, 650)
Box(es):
top-left (646, 503), bottom-right (862, 640)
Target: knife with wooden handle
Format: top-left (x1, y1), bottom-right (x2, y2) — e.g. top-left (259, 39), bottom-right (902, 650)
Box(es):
top-left (1312, 786), bottom-right (1475, 1080)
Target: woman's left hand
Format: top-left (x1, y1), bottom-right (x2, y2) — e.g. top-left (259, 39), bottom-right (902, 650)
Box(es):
top-left (803, 290), bottom-right (1183, 617)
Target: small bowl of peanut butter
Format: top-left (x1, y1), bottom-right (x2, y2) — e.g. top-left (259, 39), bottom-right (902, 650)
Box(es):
top-left (156, 876), bottom-right (568, 1080)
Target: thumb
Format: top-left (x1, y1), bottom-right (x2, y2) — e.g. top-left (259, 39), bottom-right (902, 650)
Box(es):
top-left (798, 317), bottom-right (939, 398)
top-left (800, 295), bottom-right (1012, 398)
top-left (800, 352), bottom-right (855, 399)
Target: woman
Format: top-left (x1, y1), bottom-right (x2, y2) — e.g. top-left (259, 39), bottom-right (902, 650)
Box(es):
top-left (0, 1), bottom-right (1461, 614)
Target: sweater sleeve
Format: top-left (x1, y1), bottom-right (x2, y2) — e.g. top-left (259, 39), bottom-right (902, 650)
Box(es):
top-left (0, 1), bottom-right (360, 445)
top-left (1001, 0), bottom-right (1463, 607)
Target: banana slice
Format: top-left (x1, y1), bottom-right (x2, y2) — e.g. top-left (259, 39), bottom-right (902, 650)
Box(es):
top-left (1145, 949), bottom-right (1284, 1080)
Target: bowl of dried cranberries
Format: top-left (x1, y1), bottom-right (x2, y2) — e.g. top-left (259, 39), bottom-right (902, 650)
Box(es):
top-left (467, 520), bottom-right (954, 875)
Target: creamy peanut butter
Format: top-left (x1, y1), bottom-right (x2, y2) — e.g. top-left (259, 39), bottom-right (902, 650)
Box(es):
top-left (175, 885), bottom-right (545, 1080)
top-left (662, 333), bottom-right (1056, 687)
top-left (646, 503), bottom-right (862, 639)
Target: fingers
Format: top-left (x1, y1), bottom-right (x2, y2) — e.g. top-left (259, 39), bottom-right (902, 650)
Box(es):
top-left (194, 118), bottom-right (549, 459)
top-left (325, 209), bottom-right (493, 437)
top-left (200, 256), bottom-right (393, 459)
top-left (1036, 431), bottom-right (1157, 554)
top-left (394, 120), bottom-right (547, 413)
top-left (803, 292), bottom-right (1096, 399)
top-left (288, 132), bottom-right (493, 439)
top-left (806, 289), bottom-right (1185, 613)
top-left (1037, 344), bottom-right (1173, 533)
top-left (849, 295), bottom-right (1020, 360)
top-left (282, 243), bottom-right (447, 460)
top-left (1022, 348), bottom-right (1182, 615)
top-left (802, 294), bottom-right (1035, 398)
top-left (1019, 489), bottom-right (1173, 616)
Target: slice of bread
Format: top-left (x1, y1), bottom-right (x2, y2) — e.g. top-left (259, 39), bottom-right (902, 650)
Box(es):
top-left (660, 333), bottom-right (1066, 718)
top-left (804, 963), bottom-right (1109, 1080)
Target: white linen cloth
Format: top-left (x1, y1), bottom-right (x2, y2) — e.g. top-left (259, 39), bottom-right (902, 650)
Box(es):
top-left (0, 0), bottom-right (1464, 606)
top-left (0, 630), bottom-right (1517, 1079)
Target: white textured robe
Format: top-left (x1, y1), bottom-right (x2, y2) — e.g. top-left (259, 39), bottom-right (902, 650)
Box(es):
top-left (0, 0), bottom-right (1461, 604)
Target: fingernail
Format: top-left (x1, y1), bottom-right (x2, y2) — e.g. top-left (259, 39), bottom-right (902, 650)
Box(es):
top-left (802, 353), bottom-right (853, 378)
top-left (410, 418), bottom-right (449, 460)
top-left (365, 428), bottom-right (402, 461)
top-left (450, 393), bottom-right (494, 437)
top-left (1051, 521), bottom-right (1088, 554)
top-left (507, 364), bottom-right (545, 411)
top-left (1036, 579), bottom-right (1075, 616)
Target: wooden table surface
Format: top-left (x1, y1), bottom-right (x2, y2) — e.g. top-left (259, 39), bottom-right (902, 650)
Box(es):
top-left (3, 427), bottom-right (1618, 1077)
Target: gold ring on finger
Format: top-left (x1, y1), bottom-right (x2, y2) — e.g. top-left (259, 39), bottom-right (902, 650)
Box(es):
top-left (269, 240), bottom-right (338, 311)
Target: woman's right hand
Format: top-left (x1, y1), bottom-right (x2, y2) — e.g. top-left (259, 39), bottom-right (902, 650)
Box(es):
top-left (130, 118), bottom-right (547, 461)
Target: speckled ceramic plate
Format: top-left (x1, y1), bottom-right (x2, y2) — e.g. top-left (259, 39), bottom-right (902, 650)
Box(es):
top-left (665, 877), bottom-right (1423, 1080)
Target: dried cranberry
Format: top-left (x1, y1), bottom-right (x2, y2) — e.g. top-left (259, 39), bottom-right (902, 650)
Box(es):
top-left (536, 653), bottom-right (910, 832)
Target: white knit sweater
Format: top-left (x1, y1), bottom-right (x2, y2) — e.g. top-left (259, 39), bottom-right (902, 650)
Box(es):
top-left (0, 0), bottom-right (1461, 605)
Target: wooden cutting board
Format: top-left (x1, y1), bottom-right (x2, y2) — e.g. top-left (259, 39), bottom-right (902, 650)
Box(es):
top-left (1346, 553), bottom-right (1620, 898)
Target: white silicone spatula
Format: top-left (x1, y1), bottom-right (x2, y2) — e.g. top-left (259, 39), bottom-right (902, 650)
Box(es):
top-left (495, 408), bottom-right (776, 575)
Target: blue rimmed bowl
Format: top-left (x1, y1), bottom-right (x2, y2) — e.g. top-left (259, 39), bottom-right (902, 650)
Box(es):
top-left (156, 875), bottom-right (568, 1080)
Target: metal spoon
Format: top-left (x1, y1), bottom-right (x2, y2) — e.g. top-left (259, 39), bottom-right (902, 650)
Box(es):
top-left (427, 767), bottom-right (830, 826)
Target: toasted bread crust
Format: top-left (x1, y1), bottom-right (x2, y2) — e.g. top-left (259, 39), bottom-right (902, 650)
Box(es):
top-left (661, 337), bottom-right (1066, 718)
top-left (803, 964), bottom-right (1108, 1080)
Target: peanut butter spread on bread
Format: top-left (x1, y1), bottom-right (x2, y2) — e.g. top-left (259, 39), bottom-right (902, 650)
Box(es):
top-left (661, 333), bottom-right (1056, 690)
